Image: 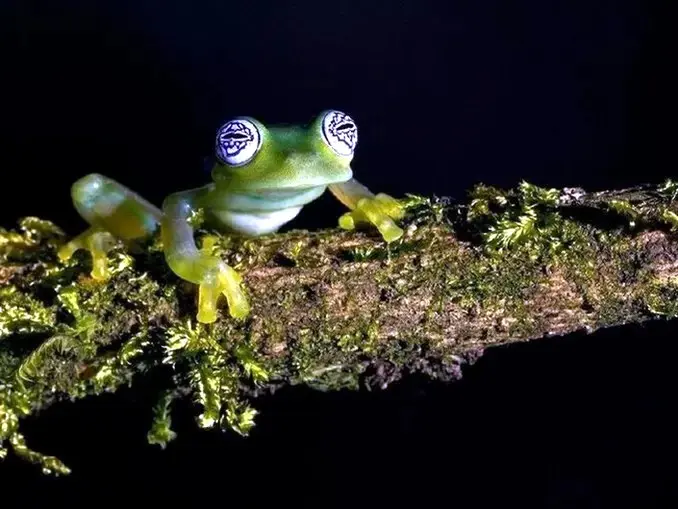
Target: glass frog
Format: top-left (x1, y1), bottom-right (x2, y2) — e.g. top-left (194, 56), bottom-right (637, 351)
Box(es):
top-left (58, 110), bottom-right (405, 323)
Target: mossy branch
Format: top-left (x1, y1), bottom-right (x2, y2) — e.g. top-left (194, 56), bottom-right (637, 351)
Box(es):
top-left (2, 179), bottom-right (678, 475)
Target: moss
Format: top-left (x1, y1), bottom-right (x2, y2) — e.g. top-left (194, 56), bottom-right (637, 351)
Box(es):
top-left (607, 199), bottom-right (642, 227)
top-left (2, 179), bottom-right (678, 475)
top-left (146, 389), bottom-right (178, 449)
top-left (0, 216), bottom-right (65, 264)
top-left (637, 267), bottom-right (678, 318)
top-left (0, 285), bottom-right (57, 339)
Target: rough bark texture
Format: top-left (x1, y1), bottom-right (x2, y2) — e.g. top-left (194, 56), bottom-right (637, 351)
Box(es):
top-left (2, 180), bottom-right (678, 475)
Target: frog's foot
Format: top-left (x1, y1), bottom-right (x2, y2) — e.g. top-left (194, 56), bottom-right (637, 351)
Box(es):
top-left (57, 227), bottom-right (117, 280)
top-left (338, 193), bottom-right (406, 243)
top-left (179, 254), bottom-right (250, 324)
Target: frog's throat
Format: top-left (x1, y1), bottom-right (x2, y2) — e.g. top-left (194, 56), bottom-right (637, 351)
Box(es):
top-left (210, 207), bottom-right (304, 236)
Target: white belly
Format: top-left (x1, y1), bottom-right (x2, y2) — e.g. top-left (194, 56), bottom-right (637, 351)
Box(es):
top-left (211, 206), bottom-right (303, 236)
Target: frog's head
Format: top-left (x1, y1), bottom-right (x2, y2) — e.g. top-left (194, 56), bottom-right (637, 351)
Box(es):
top-left (211, 110), bottom-right (356, 193)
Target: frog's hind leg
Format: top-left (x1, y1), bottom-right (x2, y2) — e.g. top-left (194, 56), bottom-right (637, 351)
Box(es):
top-left (58, 173), bottom-right (163, 280)
top-left (58, 226), bottom-right (118, 280)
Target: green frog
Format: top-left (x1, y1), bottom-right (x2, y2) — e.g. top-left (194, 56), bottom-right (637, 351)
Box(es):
top-left (58, 110), bottom-right (405, 323)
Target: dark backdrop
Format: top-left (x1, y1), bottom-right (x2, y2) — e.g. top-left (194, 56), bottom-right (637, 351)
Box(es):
top-left (1, 0), bottom-right (676, 506)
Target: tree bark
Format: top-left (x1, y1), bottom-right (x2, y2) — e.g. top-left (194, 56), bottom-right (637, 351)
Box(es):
top-left (2, 179), bottom-right (678, 475)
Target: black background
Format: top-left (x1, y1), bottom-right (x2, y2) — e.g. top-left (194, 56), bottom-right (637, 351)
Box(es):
top-left (1, 0), bottom-right (677, 506)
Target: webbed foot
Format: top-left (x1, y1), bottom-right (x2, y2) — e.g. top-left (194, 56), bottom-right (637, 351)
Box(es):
top-left (57, 227), bottom-right (117, 280)
top-left (192, 255), bottom-right (250, 324)
top-left (338, 193), bottom-right (405, 242)
top-left (166, 238), bottom-right (249, 324)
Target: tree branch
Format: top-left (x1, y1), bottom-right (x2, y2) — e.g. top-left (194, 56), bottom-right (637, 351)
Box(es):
top-left (2, 179), bottom-right (678, 475)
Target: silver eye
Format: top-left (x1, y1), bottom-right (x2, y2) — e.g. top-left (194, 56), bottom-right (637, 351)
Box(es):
top-left (321, 110), bottom-right (358, 156)
top-left (215, 117), bottom-right (262, 166)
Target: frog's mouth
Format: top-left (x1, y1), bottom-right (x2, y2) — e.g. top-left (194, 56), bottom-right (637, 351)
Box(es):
top-left (245, 186), bottom-right (324, 201)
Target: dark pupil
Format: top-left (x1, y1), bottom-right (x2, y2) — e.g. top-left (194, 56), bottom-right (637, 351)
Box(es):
top-left (336, 122), bottom-right (355, 132)
top-left (225, 133), bottom-right (249, 140)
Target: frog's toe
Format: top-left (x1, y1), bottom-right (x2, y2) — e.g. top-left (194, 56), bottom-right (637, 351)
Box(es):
top-left (218, 265), bottom-right (250, 320)
top-left (378, 220), bottom-right (404, 243)
top-left (365, 196), bottom-right (405, 241)
top-left (375, 193), bottom-right (406, 220)
top-left (195, 264), bottom-right (249, 324)
top-left (197, 282), bottom-right (221, 324)
top-left (338, 211), bottom-right (358, 231)
top-left (89, 248), bottom-right (111, 280)
top-left (57, 242), bottom-right (78, 263)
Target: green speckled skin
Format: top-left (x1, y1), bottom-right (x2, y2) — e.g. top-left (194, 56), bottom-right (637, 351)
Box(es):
top-left (58, 110), bottom-right (405, 323)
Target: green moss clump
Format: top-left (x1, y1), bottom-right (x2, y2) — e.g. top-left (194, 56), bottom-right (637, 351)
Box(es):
top-left (2, 179), bottom-right (678, 476)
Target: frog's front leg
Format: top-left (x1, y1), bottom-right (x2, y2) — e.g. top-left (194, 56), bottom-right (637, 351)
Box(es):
top-left (328, 178), bottom-right (405, 242)
top-left (162, 188), bottom-right (249, 324)
top-left (58, 173), bottom-right (163, 280)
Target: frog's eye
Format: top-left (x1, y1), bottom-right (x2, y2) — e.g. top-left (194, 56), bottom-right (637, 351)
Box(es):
top-left (321, 110), bottom-right (358, 156)
top-left (215, 118), bottom-right (262, 166)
